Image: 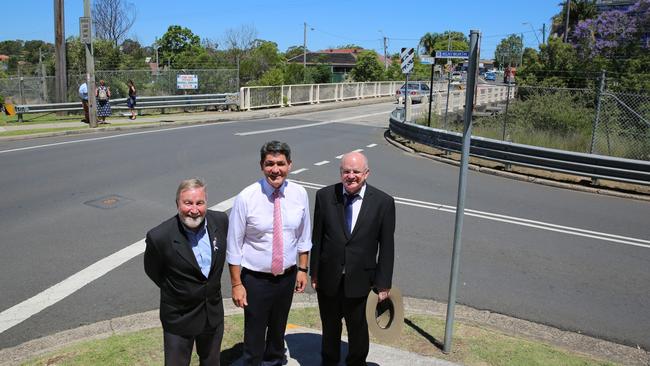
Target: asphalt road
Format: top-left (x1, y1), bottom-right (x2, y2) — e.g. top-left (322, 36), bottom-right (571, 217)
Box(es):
top-left (0, 102), bottom-right (649, 350)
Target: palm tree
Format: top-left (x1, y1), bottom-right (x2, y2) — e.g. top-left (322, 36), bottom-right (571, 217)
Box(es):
top-left (419, 32), bottom-right (437, 55)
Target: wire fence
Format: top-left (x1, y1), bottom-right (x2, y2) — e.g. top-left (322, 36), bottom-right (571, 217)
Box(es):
top-left (416, 79), bottom-right (650, 161)
top-left (0, 69), bottom-right (238, 105)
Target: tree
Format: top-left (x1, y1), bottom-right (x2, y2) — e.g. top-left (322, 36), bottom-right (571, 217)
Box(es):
top-left (284, 45), bottom-right (306, 60)
top-left (92, 0), bottom-right (137, 47)
top-left (419, 31), bottom-right (468, 56)
top-left (350, 50), bottom-right (383, 82)
top-left (494, 34), bottom-right (524, 68)
top-left (551, 0), bottom-right (597, 42)
top-left (159, 25), bottom-right (200, 55)
top-left (223, 24), bottom-right (258, 66)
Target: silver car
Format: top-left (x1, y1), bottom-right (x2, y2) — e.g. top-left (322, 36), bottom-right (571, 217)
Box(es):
top-left (395, 82), bottom-right (430, 103)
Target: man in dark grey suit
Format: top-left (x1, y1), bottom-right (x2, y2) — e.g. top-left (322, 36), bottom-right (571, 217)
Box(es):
top-left (144, 178), bottom-right (228, 365)
top-left (310, 151), bottom-right (396, 366)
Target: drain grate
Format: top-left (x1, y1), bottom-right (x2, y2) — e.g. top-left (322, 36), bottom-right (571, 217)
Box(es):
top-left (84, 194), bottom-right (133, 209)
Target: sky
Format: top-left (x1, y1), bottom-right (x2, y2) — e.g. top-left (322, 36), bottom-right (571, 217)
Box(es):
top-left (2, 1), bottom-right (562, 58)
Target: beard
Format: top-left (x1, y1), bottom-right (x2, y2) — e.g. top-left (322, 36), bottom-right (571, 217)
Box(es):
top-left (181, 214), bottom-right (204, 230)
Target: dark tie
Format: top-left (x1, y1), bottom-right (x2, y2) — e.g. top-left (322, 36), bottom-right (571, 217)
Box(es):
top-left (344, 193), bottom-right (358, 234)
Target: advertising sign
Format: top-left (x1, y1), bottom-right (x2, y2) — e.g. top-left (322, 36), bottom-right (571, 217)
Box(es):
top-left (176, 74), bottom-right (198, 89)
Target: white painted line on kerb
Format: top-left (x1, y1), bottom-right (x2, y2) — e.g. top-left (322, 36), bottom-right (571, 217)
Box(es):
top-left (353, 149), bottom-right (364, 153)
top-left (336, 155), bottom-right (344, 159)
top-left (314, 161), bottom-right (329, 166)
top-left (0, 197), bottom-right (236, 335)
top-left (234, 110), bottom-right (392, 136)
top-left (290, 168), bottom-right (308, 175)
top-left (366, 143), bottom-right (377, 148)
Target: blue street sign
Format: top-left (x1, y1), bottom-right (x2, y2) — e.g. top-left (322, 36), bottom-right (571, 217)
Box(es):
top-left (435, 50), bottom-right (469, 59)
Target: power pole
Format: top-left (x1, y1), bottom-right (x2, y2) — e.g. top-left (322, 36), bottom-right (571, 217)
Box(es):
top-left (542, 23), bottom-right (547, 45)
top-left (39, 48), bottom-right (48, 103)
top-left (383, 36), bottom-right (388, 71)
top-left (520, 33), bottom-right (524, 67)
top-left (564, 0), bottom-right (571, 42)
top-left (83, 0), bottom-right (98, 128)
top-left (54, 0), bottom-right (67, 103)
top-left (303, 22), bottom-right (307, 83)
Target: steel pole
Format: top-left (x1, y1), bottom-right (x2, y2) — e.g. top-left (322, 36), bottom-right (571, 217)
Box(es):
top-left (54, 0), bottom-right (67, 103)
top-left (590, 70), bottom-right (606, 154)
top-left (427, 63), bottom-right (434, 127)
top-left (443, 29), bottom-right (480, 354)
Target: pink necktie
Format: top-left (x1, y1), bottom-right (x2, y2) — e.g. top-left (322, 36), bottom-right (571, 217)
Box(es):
top-left (271, 189), bottom-right (284, 275)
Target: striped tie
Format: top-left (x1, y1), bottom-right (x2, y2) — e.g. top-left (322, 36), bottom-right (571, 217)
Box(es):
top-left (271, 189), bottom-right (284, 275)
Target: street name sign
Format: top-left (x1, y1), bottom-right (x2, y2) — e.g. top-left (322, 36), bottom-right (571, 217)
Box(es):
top-left (435, 50), bottom-right (469, 59)
top-left (420, 55), bottom-right (435, 65)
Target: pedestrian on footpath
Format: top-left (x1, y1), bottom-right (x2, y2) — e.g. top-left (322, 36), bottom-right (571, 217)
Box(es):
top-left (78, 82), bottom-right (89, 123)
top-left (144, 178), bottom-right (228, 365)
top-left (310, 151), bottom-right (396, 366)
top-left (127, 79), bottom-right (137, 120)
top-left (95, 79), bottom-right (111, 124)
top-left (227, 141), bottom-right (312, 366)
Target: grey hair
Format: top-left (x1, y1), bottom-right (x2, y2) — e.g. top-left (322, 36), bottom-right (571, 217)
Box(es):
top-left (175, 178), bottom-right (206, 203)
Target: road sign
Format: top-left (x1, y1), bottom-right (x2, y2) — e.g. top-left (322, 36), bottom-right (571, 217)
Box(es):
top-left (435, 50), bottom-right (469, 59)
top-left (79, 17), bottom-right (92, 44)
top-left (400, 47), bottom-right (415, 74)
top-left (420, 55), bottom-right (435, 65)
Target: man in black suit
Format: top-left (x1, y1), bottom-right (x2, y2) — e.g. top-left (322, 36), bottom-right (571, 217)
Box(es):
top-left (144, 178), bottom-right (228, 365)
top-left (310, 151), bottom-right (396, 366)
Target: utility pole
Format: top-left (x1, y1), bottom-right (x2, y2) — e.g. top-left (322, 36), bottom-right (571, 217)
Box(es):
top-left (564, 0), bottom-right (571, 42)
top-left (383, 36), bottom-right (388, 71)
top-left (303, 22), bottom-right (307, 83)
top-left (542, 23), bottom-right (547, 45)
top-left (83, 0), bottom-right (98, 128)
top-left (520, 33), bottom-right (524, 67)
top-left (54, 0), bottom-right (67, 103)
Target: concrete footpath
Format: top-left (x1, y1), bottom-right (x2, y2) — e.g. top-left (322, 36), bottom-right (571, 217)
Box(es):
top-left (1, 293), bottom-right (647, 366)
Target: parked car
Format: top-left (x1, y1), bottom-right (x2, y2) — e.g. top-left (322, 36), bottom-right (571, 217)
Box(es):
top-left (485, 71), bottom-right (496, 81)
top-left (395, 82), bottom-right (431, 103)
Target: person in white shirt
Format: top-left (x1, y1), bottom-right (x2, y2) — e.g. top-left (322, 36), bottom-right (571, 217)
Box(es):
top-left (78, 82), bottom-right (89, 123)
top-left (227, 140), bottom-right (312, 366)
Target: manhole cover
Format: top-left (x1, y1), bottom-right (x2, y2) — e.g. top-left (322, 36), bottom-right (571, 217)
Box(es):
top-left (84, 194), bottom-right (133, 209)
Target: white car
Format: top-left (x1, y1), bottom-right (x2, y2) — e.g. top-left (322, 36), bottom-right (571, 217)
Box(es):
top-left (395, 82), bottom-right (431, 103)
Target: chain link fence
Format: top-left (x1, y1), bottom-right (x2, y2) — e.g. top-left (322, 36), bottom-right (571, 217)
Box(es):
top-left (417, 80), bottom-right (650, 161)
top-left (0, 69), bottom-right (238, 105)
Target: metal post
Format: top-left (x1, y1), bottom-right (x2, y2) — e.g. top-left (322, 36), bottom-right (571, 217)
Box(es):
top-left (84, 0), bottom-right (98, 128)
top-left (443, 29), bottom-right (480, 355)
top-left (427, 63), bottom-right (434, 127)
top-left (54, 0), bottom-right (67, 103)
top-left (303, 22), bottom-right (307, 83)
top-left (542, 23), bottom-right (547, 45)
top-left (18, 64), bottom-right (25, 106)
top-left (444, 72), bottom-right (451, 130)
top-left (590, 70), bottom-right (606, 154)
top-left (502, 82), bottom-right (511, 140)
top-left (40, 48), bottom-right (48, 103)
top-left (383, 37), bottom-right (388, 71)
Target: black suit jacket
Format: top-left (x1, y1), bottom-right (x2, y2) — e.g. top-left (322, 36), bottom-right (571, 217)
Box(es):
top-left (310, 183), bottom-right (395, 298)
top-left (144, 210), bottom-right (228, 336)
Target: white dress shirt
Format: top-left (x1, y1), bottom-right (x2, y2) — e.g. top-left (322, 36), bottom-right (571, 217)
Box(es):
top-left (343, 183), bottom-right (366, 232)
top-left (227, 179), bottom-right (312, 273)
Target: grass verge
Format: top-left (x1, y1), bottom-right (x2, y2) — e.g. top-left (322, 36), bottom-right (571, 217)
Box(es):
top-left (22, 308), bottom-right (617, 366)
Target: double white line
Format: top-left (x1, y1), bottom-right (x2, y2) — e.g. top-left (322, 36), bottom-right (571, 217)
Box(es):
top-left (290, 179), bottom-right (650, 249)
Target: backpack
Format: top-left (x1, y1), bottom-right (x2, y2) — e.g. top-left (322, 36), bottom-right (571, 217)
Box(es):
top-left (98, 88), bottom-right (108, 101)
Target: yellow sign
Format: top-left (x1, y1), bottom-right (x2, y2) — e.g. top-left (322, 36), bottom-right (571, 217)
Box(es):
top-left (3, 103), bottom-right (15, 116)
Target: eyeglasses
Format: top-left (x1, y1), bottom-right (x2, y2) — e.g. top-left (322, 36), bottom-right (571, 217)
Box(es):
top-left (340, 169), bottom-right (368, 176)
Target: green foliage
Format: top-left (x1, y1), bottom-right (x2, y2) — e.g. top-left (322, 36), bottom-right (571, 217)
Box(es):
top-left (257, 67), bottom-right (284, 86)
top-left (350, 50), bottom-right (383, 82)
top-left (284, 45), bottom-right (306, 60)
top-left (494, 34), bottom-right (524, 68)
top-left (419, 31), bottom-right (468, 57)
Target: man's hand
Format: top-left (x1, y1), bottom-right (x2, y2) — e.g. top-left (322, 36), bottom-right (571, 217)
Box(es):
top-left (378, 288), bottom-right (390, 302)
top-left (295, 271), bottom-right (307, 292)
top-left (232, 284), bottom-right (248, 308)
top-left (311, 276), bottom-right (318, 290)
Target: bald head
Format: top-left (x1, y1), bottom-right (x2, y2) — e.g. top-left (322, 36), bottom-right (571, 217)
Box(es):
top-left (339, 152), bottom-right (370, 194)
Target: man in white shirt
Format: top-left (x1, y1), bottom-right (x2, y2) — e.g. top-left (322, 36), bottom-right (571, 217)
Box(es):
top-left (78, 82), bottom-right (89, 123)
top-left (227, 140), bottom-right (312, 366)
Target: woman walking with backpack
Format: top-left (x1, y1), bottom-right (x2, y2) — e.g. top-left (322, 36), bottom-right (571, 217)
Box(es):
top-left (96, 79), bottom-right (111, 124)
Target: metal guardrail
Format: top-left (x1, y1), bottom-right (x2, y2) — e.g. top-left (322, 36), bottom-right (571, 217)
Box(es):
top-left (389, 110), bottom-right (650, 186)
top-left (13, 93), bottom-right (239, 121)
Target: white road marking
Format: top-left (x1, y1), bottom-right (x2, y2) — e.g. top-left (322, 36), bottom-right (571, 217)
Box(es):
top-left (314, 161), bottom-right (329, 166)
top-left (0, 122), bottom-right (243, 155)
top-left (353, 149), bottom-right (363, 153)
top-left (336, 155), bottom-right (344, 159)
top-left (288, 179), bottom-right (650, 249)
top-left (366, 143), bottom-right (377, 147)
top-left (290, 168), bottom-right (308, 174)
top-left (0, 197), bottom-right (237, 335)
top-left (234, 111), bottom-right (392, 136)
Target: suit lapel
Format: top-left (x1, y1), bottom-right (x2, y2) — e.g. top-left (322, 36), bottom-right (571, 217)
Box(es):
top-left (173, 217), bottom-right (202, 273)
top-left (350, 185), bottom-right (373, 238)
top-left (207, 213), bottom-right (221, 276)
top-left (332, 184), bottom-right (350, 240)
